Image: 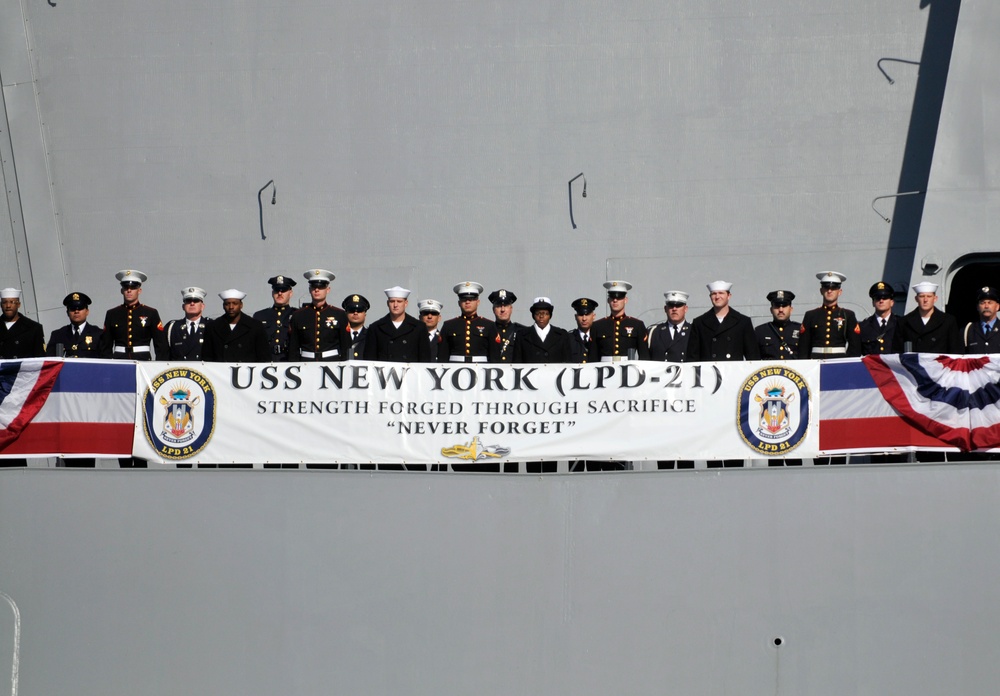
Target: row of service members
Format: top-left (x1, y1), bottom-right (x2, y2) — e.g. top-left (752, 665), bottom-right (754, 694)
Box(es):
top-left (644, 274), bottom-right (998, 362)
top-left (5, 270), bottom-right (1000, 364)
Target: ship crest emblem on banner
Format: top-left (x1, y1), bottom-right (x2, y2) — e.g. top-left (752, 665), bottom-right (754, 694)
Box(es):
top-left (143, 368), bottom-right (216, 460)
top-left (737, 367), bottom-right (810, 455)
top-left (441, 436), bottom-right (511, 461)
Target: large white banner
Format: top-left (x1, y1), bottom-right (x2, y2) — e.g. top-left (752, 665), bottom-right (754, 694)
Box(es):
top-left (132, 360), bottom-right (821, 464)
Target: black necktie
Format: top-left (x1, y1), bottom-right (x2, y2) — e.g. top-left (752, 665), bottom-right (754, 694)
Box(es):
top-left (880, 319), bottom-right (886, 329)
top-left (73, 326), bottom-right (80, 340)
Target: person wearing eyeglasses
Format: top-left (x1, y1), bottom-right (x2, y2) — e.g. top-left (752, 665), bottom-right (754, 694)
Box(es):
top-left (418, 299), bottom-right (444, 362)
top-left (648, 291), bottom-right (691, 362)
top-left (797, 271), bottom-right (861, 359)
top-left (164, 287), bottom-right (211, 361)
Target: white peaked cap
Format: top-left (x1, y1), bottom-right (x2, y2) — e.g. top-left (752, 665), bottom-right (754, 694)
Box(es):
top-left (418, 299), bottom-right (444, 313)
top-left (181, 286), bottom-right (207, 301)
top-left (453, 281), bottom-right (484, 296)
top-left (305, 269), bottom-right (336, 284)
top-left (115, 269), bottom-right (148, 284)
top-left (603, 280), bottom-right (633, 293)
top-left (816, 271), bottom-right (847, 284)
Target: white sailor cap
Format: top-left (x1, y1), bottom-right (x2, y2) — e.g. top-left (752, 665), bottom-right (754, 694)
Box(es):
top-left (304, 269), bottom-right (336, 285)
top-left (664, 291), bottom-right (689, 304)
top-left (706, 280), bottom-right (733, 293)
top-left (181, 286), bottom-right (207, 302)
top-left (912, 282), bottom-right (939, 295)
top-left (384, 286), bottom-right (411, 299)
top-left (115, 269), bottom-right (148, 286)
top-left (219, 289), bottom-right (247, 301)
top-left (0, 287), bottom-right (21, 300)
top-left (418, 299), bottom-right (444, 314)
top-left (453, 281), bottom-right (484, 298)
top-left (816, 271), bottom-right (847, 285)
top-left (603, 280), bottom-right (633, 295)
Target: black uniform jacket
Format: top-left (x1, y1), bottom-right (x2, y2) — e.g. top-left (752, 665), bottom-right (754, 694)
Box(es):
top-left (288, 304), bottom-right (352, 362)
top-left (797, 305), bottom-right (861, 359)
top-left (512, 325), bottom-right (571, 363)
top-left (685, 309), bottom-right (759, 361)
top-left (859, 314), bottom-right (899, 356)
top-left (101, 303), bottom-right (168, 360)
top-left (647, 321), bottom-right (691, 362)
top-left (363, 314), bottom-right (433, 362)
top-left (202, 313), bottom-right (270, 362)
top-left (348, 326), bottom-right (368, 360)
top-left (252, 304), bottom-right (296, 360)
top-left (426, 329), bottom-right (442, 362)
top-left (592, 315), bottom-right (649, 360)
top-left (892, 309), bottom-right (963, 354)
top-left (494, 321), bottom-right (527, 363)
top-left (46, 322), bottom-right (103, 358)
top-left (164, 317), bottom-right (211, 361)
top-left (964, 321), bottom-right (1000, 354)
top-left (567, 329), bottom-right (594, 363)
top-left (754, 320), bottom-right (799, 360)
top-left (438, 314), bottom-right (500, 362)
top-left (1, 314), bottom-right (45, 358)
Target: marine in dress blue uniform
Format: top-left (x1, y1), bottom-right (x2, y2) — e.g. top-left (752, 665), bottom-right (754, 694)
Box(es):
top-left (252, 275), bottom-right (297, 361)
top-left (755, 290), bottom-right (799, 360)
top-left (164, 286), bottom-right (210, 361)
top-left (288, 269), bottom-right (352, 362)
top-left (647, 291), bottom-right (692, 362)
top-left (965, 286), bottom-right (1000, 354)
top-left (797, 272), bottom-right (861, 359)
top-left (99, 269), bottom-right (168, 361)
top-left (438, 282), bottom-right (500, 363)
top-left (591, 280), bottom-right (650, 361)
top-left (859, 281), bottom-right (899, 355)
